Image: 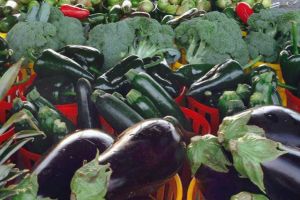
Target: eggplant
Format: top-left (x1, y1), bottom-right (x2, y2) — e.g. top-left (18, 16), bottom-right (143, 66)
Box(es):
top-left (262, 145), bottom-right (300, 200)
top-left (248, 106), bottom-right (300, 148)
top-left (195, 146), bottom-right (300, 200)
top-left (33, 129), bottom-right (114, 200)
top-left (98, 117), bottom-right (186, 200)
top-left (195, 164), bottom-right (260, 200)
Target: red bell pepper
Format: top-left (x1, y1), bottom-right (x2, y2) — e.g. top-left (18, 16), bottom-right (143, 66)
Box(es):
top-left (60, 4), bottom-right (90, 20)
top-left (235, 2), bottom-right (254, 24)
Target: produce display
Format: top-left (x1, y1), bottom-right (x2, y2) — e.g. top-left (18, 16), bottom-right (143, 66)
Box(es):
top-left (0, 0), bottom-right (300, 199)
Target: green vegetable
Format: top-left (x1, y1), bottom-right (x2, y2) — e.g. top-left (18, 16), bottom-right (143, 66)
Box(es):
top-left (250, 66), bottom-right (281, 107)
top-left (245, 31), bottom-right (278, 63)
top-left (7, 3), bottom-right (86, 61)
top-left (196, 0), bottom-right (211, 11)
top-left (33, 49), bottom-right (95, 82)
top-left (126, 89), bottom-right (162, 119)
top-left (215, 0), bottom-right (232, 10)
top-left (91, 90), bottom-right (144, 133)
top-left (0, 15), bottom-right (18, 33)
top-left (236, 83), bottom-right (252, 104)
top-left (175, 12), bottom-right (249, 65)
top-left (218, 91), bottom-right (246, 117)
top-left (125, 69), bottom-right (190, 130)
top-left (71, 152), bottom-right (111, 200)
top-left (87, 17), bottom-right (175, 71)
top-left (137, 0), bottom-right (154, 12)
top-left (187, 59), bottom-right (247, 108)
top-left (26, 88), bottom-right (75, 132)
top-left (230, 192), bottom-right (269, 200)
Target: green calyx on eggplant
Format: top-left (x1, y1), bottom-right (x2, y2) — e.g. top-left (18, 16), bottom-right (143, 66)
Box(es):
top-left (34, 129), bottom-right (114, 200)
top-left (248, 105), bottom-right (300, 148)
top-left (98, 117), bottom-right (186, 200)
top-left (188, 110), bottom-right (300, 200)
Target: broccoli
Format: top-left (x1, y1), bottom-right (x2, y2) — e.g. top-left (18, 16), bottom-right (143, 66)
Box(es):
top-left (246, 9), bottom-right (300, 63)
top-left (87, 17), bottom-right (175, 71)
top-left (7, 3), bottom-right (86, 61)
top-left (245, 31), bottom-right (279, 63)
top-left (175, 11), bottom-right (249, 65)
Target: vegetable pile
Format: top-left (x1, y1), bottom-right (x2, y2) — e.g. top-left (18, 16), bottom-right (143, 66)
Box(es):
top-left (0, 1), bottom-right (300, 200)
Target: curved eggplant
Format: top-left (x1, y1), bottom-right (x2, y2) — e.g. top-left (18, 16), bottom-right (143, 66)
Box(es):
top-left (262, 145), bottom-right (300, 200)
top-left (99, 118), bottom-right (186, 200)
top-left (195, 146), bottom-right (300, 200)
top-left (34, 129), bottom-right (114, 200)
top-left (248, 106), bottom-right (300, 148)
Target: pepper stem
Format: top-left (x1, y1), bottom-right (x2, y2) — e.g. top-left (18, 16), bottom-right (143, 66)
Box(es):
top-left (27, 49), bottom-right (38, 62)
top-left (242, 55), bottom-right (263, 70)
top-left (277, 81), bottom-right (297, 91)
top-left (291, 21), bottom-right (299, 55)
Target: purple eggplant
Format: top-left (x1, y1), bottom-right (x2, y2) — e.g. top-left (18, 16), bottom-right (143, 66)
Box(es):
top-left (195, 146), bottom-right (300, 200)
top-left (195, 153), bottom-right (260, 200)
top-left (262, 145), bottom-right (300, 200)
top-left (98, 117), bottom-right (186, 200)
top-left (33, 129), bottom-right (114, 200)
top-left (248, 106), bottom-right (300, 148)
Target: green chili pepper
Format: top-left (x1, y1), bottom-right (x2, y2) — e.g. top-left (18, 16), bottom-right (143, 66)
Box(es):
top-left (0, 15), bottom-right (18, 33)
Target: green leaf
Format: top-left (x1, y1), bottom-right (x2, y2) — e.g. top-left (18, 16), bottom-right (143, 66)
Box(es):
top-left (217, 110), bottom-right (265, 148)
top-left (229, 134), bottom-right (286, 192)
top-left (187, 134), bottom-right (231, 175)
top-left (230, 192), bottom-right (269, 200)
top-left (0, 58), bottom-right (24, 101)
top-left (0, 164), bottom-right (14, 182)
top-left (71, 152), bottom-right (112, 200)
top-left (12, 174), bottom-right (39, 200)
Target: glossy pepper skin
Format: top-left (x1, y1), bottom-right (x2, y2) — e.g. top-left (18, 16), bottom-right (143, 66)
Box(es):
top-left (0, 36), bottom-right (11, 71)
top-left (58, 45), bottom-right (104, 76)
top-left (280, 45), bottom-right (300, 96)
top-left (60, 4), bottom-right (90, 19)
top-left (250, 65), bottom-right (281, 106)
top-left (27, 75), bottom-right (76, 105)
top-left (187, 59), bottom-right (246, 107)
top-left (0, 15), bottom-right (17, 33)
top-left (34, 49), bottom-right (95, 82)
top-left (94, 55), bottom-right (143, 95)
top-left (248, 105), bottom-right (300, 148)
top-left (173, 63), bottom-right (213, 86)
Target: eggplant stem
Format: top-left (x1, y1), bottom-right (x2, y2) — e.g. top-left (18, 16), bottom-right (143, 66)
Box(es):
top-left (242, 55), bottom-right (263, 70)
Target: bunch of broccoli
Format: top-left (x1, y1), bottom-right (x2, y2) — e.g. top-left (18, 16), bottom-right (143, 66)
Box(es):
top-left (246, 8), bottom-right (300, 63)
top-left (7, 3), bottom-right (86, 61)
top-left (175, 11), bottom-right (249, 66)
top-left (87, 17), bottom-right (176, 71)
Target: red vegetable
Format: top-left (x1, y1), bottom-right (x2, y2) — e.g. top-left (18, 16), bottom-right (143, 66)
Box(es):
top-left (235, 2), bottom-right (254, 24)
top-left (60, 4), bottom-right (90, 20)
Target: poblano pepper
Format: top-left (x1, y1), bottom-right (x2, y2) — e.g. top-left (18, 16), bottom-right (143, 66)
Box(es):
top-left (173, 63), bottom-right (213, 86)
top-left (187, 59), bottom-right (249, 107)
top-left (33, 49), bottom-right (95, 82)
top-left (58, 45), bottom-right (104, 76)
top-left (280, 22), bottom-right (300, 97)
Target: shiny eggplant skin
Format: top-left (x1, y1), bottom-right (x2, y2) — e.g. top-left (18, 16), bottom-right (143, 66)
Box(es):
top-left (33, 129), bottom-right (114, 200)
top-left (263, 146), bottom-right (300, 200)
top-left (195, 155), bottom-right (260, 200)
top-left (248, 106), bottom-right (300, 148)
top-left (99, 118), bottom-right (186, 200)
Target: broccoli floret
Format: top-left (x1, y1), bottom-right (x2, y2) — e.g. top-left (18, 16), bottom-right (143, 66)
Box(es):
top-left (175, 11), bottom-right (249, 65)
top-left (51, 16), bottom-right (86, 47)
top-left (7, 5), bottom-right (86, 61)
top-left (87, 17), bottom-right (175, 71)
top-left (245, 31), bottom-right (279, 63)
